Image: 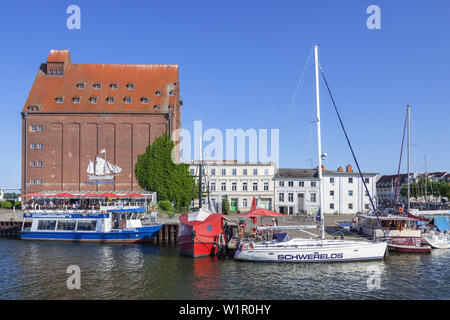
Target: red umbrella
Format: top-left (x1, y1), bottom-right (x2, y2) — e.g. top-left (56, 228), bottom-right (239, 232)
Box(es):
top-left (51, 192), bottom-right (76, 198)
top-left (22, 192), bottom-right (46, 197)
top-left (100, 192), bottom-right (119, 197)
top-left (240, 208), bottom-right (287, 218)
top-left (121, 193), bottom-right (145, 198)
top-left (250, 197), bottom-right (257, 210)
top-left (83, 192), bottom-right (103, 198)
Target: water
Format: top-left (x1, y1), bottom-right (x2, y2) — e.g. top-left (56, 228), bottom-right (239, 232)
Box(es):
top-left (0, 238), bottom-right (448, 300)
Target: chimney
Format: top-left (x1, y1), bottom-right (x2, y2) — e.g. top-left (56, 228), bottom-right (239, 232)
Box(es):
top-left (338, 167), bottom-right (343, 172)
top-left (321, 165), bottom-right (325, 172)
top-left (346, 164), bottom-right (353, 172)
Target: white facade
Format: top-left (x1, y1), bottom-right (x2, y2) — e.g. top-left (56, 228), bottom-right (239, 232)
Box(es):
top-left (189, 162), bottom-right (275, 213)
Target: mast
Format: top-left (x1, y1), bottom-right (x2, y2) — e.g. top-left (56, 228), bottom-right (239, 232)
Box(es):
top-left (424, 154), bottom-right (427, 209)
top-left (198, 136), bottom-right (203, 209)
top-left (407, 105), bottom-right (410, 214)
top-left (314, 45), bottom-right (325, 240)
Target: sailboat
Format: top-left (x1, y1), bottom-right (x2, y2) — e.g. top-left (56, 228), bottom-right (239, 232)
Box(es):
top-left (87, 156), bottom-right (122, 176)
top-left (234, 45), bottom-right (388, 262)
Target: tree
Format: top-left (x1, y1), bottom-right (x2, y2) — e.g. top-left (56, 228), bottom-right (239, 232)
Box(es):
top-left (135, 133), bottom-right (197, 208)
top-left (222, 199), bottom-right (230, 215)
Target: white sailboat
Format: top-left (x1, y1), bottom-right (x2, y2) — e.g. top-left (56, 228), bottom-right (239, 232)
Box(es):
top-left (86, 156), bottom-right (122, 176)
top-left (234, 45), bottom-right (388, 262)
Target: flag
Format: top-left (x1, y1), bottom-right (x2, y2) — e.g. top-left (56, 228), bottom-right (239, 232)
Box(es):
top-left (315, 209), bottom-right (321, 222)
top-left (100, 149), bottom-right (106, 154)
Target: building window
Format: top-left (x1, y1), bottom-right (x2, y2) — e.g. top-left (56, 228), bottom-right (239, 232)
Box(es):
top-left (242, 182), bottom-right (248, 191)
top-left (37, 179), bottom-right (42, 185)
top-left (37, 125), bottom-right (43, 132)
top-left (348, 190), bottom-right (353, 196)
top-left (243, 198), bottom-right (248, 207)
top-left (211, 169), bottom-right (215, 176)
top-left (232, 182), bottom-right (237, 191)
top-left (27, 105), bottom-right (40, 111)
top-left (168, 105), bottom-right (174, 110)
top-left (253, 169), bottom-right (258, 175)
top-left (299, 181), bottom-right (304, 187)
top-left (232, 169), bottom-right (237, 176)
top-left (365, 178), bottom-right (370, 184)
top-left (253, 182), bottom-right (258, 191)
top-left (107, 97), bottom-right (115, 104)
top-left (348, 203), bottom-right (353, 209)
top-left (141, 97), bottom-right (149, 104)
top-left (93, 83), bottom-right (102, 89)
top-left (110, 83), bottom-right (118, 89)
top-left (76, 83), bottom-right (85, 89)
top-left (221, 182), bottom-right (226, 191)
top-left (330, 190), bottom-right (334, 196)
top-left (348, 178), bottom-right (353, 184)
top-left (30, 125), bottom-right (36, 132)
top-left (90, 97), bottom-right (98, 104)
top-left (124, 97), bottom-right (132, 104)
top-left (37, 161), bottom-right (43, 167)
top-left (288, 193), bottom-right (293, 202)
top-left (279, 181), bottom-right (284, 187)
top-left (311, 182), bottom-right (316, 187)
top-left (210, 182), bottom-right (216, 191)
top-left (264, 182), bottom-right (269, 191)
top-left (221, 169), bottom-right (226, 176)
top-left (190, 169), bottom-right (195, 175)
top-left (56, 97), bottom-right (64, 104)
top-left (243, 169), bottom-right (248, 176)
top-left (330, 177), bottom-right (335, 183)
top-left (264, 169), bottom-right (269, 176)
top-left (154, 105), bottom-right (160, 110)
top-left (288, 181), bottom-right (294, 187)
top-left (30, 161), bottom-right (35, 167)
top-left (30, 179), bottom-right (35, 185)
top-left (365, 204), bottom-right (370, 210)
top-left (330, 203), bottom-right (334, 210)
top-left (37, 144), bottom-right (42, 150)
top-left (127, 83), bottom-right (135, 90)
top-left (169, 90), bottom-right (175, 96)
top-left (155, 90), bottom-right (161, 96)
top-left (30, 144), bottom-right (35, 150)
top-left (311, 193), bottom-right (317, 203)
top-left (279, 193), bottom-right (284, 202)
top-left (72, 97), bottom-right (81, 103)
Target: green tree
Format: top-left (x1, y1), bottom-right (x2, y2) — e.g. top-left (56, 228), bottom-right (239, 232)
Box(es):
top-left (135, 133), bottom-right (197, 208)
top-left (222, 199), bottom-right (230, 215)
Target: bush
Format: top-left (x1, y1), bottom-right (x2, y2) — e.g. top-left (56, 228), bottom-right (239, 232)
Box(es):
top-left (222, 199), bottom-right (230, 215)
top-left (14, 201), bottom-right (22, 209)
top-left (158, 200), bottom-right (173, 213)
top-left (2, 201), bottom-right (12, 209)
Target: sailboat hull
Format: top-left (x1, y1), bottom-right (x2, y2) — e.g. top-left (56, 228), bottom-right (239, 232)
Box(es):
top-left (234, 239), bottom-right (388, 262)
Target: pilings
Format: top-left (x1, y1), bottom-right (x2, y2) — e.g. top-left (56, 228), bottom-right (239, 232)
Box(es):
top-left (154, 223), bottom-right (178, 246)
top-left (0, 221), bottom-right (21, 238)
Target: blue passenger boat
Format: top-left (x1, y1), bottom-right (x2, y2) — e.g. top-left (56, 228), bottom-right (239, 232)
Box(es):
top-left (20, 207), bottom-right (162, 242)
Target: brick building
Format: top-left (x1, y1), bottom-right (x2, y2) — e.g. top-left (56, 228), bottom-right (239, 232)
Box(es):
top-left (21, 49), bottom-right (181, 196)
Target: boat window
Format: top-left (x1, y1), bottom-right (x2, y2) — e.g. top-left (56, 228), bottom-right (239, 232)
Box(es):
top-left (127, 212), bottom-right (133, 220)
top-left (121, 213), bottom-right (126, 220)
top-left (76, 220), bottom-right (97, 231)
top-left (131, 213), bottom-right (138, 220)
top-left (37, 220), bottom-right (57, 231)
top-left (22, 222), bottom-right (32, 231)
top-left (57, 220), bottom-right (76, 231)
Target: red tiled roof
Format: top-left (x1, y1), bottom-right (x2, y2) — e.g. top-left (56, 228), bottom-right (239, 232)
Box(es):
top-left (23, 49), bottom-right (180, 113)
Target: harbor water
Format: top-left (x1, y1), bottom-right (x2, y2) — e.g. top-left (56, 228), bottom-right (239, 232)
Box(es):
top-left (0, 238), bottom-right (448, 300)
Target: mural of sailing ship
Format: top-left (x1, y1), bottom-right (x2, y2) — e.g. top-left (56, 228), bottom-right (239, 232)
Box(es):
top-left (87, 150), bottom-right (122, 180)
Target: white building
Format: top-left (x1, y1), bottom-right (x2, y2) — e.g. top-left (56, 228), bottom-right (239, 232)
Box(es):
top-left (274, 165), bottom-right (378, 215)
top-left (273, 169), bottom-right (319, 215)
top-left (189, 161), bottom-right (276, 213)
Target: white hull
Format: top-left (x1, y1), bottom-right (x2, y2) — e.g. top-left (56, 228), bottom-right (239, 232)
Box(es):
top-left (234, 238), bottom-right (388, 262)
top-left (422, 233), bottom-right (450, 249)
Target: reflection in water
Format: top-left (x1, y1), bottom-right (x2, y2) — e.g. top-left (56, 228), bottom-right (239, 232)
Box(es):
top-left (0, 239), bottom-right (448, 300)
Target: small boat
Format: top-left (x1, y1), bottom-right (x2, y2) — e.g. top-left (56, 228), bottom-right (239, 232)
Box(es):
top-left (20, 207), bottom-right (162, 242)
top-left (356, 214), bottom-right (432, 253)
top-left (234, 45), bottom-right (388, 263)
top-left (421, 230), bottom-right (450, 249)
top-left (178, 207), bottom-right (225, 258)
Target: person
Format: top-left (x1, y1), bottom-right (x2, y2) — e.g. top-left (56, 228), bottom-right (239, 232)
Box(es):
top-left (272, 217), bottom-right (278, 227)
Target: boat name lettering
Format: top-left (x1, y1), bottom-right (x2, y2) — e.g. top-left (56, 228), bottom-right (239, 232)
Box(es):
top-left (277, 253), bottom-right (344, 260)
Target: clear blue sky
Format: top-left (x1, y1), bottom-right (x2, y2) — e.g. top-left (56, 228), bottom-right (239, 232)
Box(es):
top-left (0, 0), bottom-right (449, 189)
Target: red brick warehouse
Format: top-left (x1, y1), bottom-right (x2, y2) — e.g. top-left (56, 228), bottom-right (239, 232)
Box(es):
top-left (21, 49), bottom-right (182, 196)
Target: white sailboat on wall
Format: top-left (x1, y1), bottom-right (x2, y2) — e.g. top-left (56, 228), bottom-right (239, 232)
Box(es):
top-left (87, 156), bottom-right (122, 176)
top-left (234, 45), bottom-right (388, 262)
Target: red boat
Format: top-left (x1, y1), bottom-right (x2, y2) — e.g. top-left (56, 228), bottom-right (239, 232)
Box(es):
top-left (178, 208), bottom-right (225, 258)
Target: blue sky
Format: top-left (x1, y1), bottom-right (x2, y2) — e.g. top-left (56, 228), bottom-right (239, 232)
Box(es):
top-left (0, 0), bottom-right (449, 189)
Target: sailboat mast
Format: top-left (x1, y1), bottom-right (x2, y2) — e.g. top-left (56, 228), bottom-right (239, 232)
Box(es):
top-left (314, 45), bottom-right (325, 240)
top-left (424, 154), bottom-right (427, 209)
top-left (407, 105), bottom-right (410, 214)
top-left (198, 136), bottom-right (203, 209)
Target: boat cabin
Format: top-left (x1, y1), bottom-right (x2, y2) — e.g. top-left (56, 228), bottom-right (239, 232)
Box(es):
top-left (356, 214), bottom-right (421, 239)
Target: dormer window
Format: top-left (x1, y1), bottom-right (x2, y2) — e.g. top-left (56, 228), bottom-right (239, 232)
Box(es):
top-left (168, 105), bottom-right (174, 110)
top-left (106, 97), bottom-right (115, 104)
top-left (76, 83), bottom-right (85, 89)
top-left (155, 90), bottom-right (161, 96)
top-left (89, 97), bottom-right (98, 104)
top-left (126, 83), bottom-right (135, 90)
top-left (72, 97), bottom-right (81, 103)
top-left (124, 97), bottom-right (132, 104)
top-left (141, 97), bottom-right (149, 104)
top-left (93, 83), bottom-right (102, 89)
top-left (110, 83), bottom-right (118, 90)
top-left (169, 90), bottom-right (175, 96)
top-left (154, 105), bottom-right (160, 110)
top-left (56, 97), bottom-right (64, 103)
top-left (27, 105), bottom-right (40, 112)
